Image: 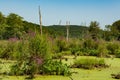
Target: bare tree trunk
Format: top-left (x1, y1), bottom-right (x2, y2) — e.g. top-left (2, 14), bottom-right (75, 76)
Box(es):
top-left (66, 21), bottom-right (70, 42)
top-left (59, 20), bottom-right (62, 25)
top-left (39, 6), bottom-right (42, 36)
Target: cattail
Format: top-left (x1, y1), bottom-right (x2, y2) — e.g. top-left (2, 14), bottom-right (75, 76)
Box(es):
top-left (39, 6), bottom-right (42, 36)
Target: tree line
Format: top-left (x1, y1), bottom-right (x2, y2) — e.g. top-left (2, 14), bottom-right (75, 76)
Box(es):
top-left (0, 11), bottom-right (120, 41)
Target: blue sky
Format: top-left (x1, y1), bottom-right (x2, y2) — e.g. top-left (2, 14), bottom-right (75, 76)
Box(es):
top-left (0, 0), bottom-right (120, 28)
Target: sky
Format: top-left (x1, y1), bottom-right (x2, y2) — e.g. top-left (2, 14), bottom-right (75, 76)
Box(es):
top-left (0, 0), bottom-right (120, 29)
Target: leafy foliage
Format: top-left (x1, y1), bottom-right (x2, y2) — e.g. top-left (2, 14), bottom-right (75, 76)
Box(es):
top-left (111, 73), bottom-right (120, 79)
top-left (89, 21), bottom-right (100, 40)
top-left (54, 38), bottom-right (68, 53)
top-left (41, 60), bottom-right (71, 76)
top-left (29, 34), bottom-right (51, 60)
top-left (115, 49), bottom-right (120, 58)
top-left (0, 40), bottom-right (17, 59)
top-left (107, 42), bottom-right (120, 55)
top-left (9, 34), bottom-right (71, 78)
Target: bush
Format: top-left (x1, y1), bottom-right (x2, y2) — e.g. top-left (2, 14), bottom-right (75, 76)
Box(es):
top-left (115, 49), bottom-right (120, 58)
top-left (52, 53), bottom-right (63, 59)
top-left (41, 60), bottom-right (71, 76)
top-left (69, 42), bottom-right (79, 55)
top-left (111, 73), bottom-right (120, 79)
top-left (0, 41), bottom-right (18, 59)
top-left (15, 40), bottom-right (29, 60)
top-left (71, 58), bottom-right (108, 69)
top-left (80, 49), bottom-right (99, 56)
top-left (10, 60), bottom-right (36, 76)
top-left (54, 38), bottom-right (68, 53)
top-left (81, 39), bottom-right (101, 56)
top-left (83, 39), bottom-right (98, 49)
top-left (10, 34), bottom-right (52, 78)
top-left (29, 34), bottom-right (51, 60)
top-left (10, 59), bottom-right (71, 76)
top-left (97, 43), bottom-right (109, 57)
top-left (88, 49), bottom-right (99, 56)
top-left (0, 43), bottom-right (6, 58)
top-left (0, 40), bottom-right (29, 60)
top-left (10, 35), bottom-right (72, 77)
top-left (107, 42), bottom-right (119, 55)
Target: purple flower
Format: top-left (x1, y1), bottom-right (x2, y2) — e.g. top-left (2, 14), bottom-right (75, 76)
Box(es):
top-left (28, 30), bottom-right (36, 37)
top-left (33, 56), bottom-right (43, 65)
top-left (36, 58), bottom-right (43, 65)
top-left (8, 37), bottom-right (18, 42)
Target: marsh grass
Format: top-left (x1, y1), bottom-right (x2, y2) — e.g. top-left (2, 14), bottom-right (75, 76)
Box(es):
top-left (71, 58), bottom-right (108, 69)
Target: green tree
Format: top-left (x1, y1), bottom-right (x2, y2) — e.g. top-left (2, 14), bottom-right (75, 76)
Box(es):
top-left (0, 12), bottom-right (6, 24)
top-left (0, 12), bottom-right (6, 39)
top-left (112, 20), bottom-right (120, 40)
top-left (7, 13), bottom-right (23, 26)
top-left (6, 13), bottom-right (24, 39)
top-left (89, 21), bottom-right (100, 40)
top-left (103, 25), bottom-right (114, 41)
top-left (112, 20), bottom-right (120, 32)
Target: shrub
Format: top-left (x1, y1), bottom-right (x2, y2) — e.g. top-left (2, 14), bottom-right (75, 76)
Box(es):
top-left (69, 42), bottom-right (79, 55)
top-left (29, 34), bottom-right (51, 60)
top-left (115, 49), bottom-right (120, 58)
top-left (9, 34), bottom-right (72, 79)
top-left (41, 60), bottom-right (71, 76)
top-left (88, 49), bottom-right (98, 56)
top-left (80, 49), bottom-right (99, 56)
top-left (10, 57), bottom-right (41, 76)
top-left (52, 53), bottom-right (63, 59)
top-left (0, 43), bottom-right (6, 58)
top-left (83, 39), bottom-right (98, 49)
top-left (0, 40), bottom-right (29, 60)
top-left (10, 59), bottom-right (71, 77)
top-left (54, 38), bottom-right (68, 53)
top-left (10, 34), bottom-right (51, 78)
top-left (0, 41), bottom-right (18, 59)
top-left (107, 42), bottom-right (119, 54)
top-left (71, 58), bottom-right (108, 69)
top-left (15, 40), bottom-right (29, 60)
top-left (97, 43), bottom-right (109, 57)
top-left (76, 51), bottom-right (84, 56)
top-left (81, 39), bottom-right (100, 56)
top-left (111, 73), bottom-right (120, 79)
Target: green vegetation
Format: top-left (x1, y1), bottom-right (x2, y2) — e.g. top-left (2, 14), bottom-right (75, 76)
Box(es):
top-left (1, 11), bottom-right (120, 41)
top-left (71, 58), bottom-right (108, 69)
top-left (8, 34), bottom-right (71, 79)
top-left (0, 56), bottom-right (120, 80)
top-left (1, 11), bottom-right (120, 80)
top-left (111, 73), bottom-right (120, 79)
top-left (41, 60), bottom-right (71, 76)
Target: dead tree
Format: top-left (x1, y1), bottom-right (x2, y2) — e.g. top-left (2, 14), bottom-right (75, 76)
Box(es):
top-left (39, 6), bottom-right (42, 36)
top-left (59, 20), bottom-right (62, 25)
top-left (66, 21), bottom-right (70, 42)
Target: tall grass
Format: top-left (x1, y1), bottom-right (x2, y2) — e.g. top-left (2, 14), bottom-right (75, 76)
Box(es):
top-left (71, 58), bottom-right (108, 69)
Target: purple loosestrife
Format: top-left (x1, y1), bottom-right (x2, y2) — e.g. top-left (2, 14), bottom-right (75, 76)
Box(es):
top-left (28, 30), bottom-right (36, 37)
top-left (33, 56), bottom-right (43, 65)
top-left (8, 37), bottom-right (18, 42)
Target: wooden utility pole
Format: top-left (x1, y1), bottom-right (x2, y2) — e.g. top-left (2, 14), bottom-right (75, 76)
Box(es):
top-left (66, 21), bottom-right (70, 42)
top-left (39, 6), bottom-right (42, 36)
